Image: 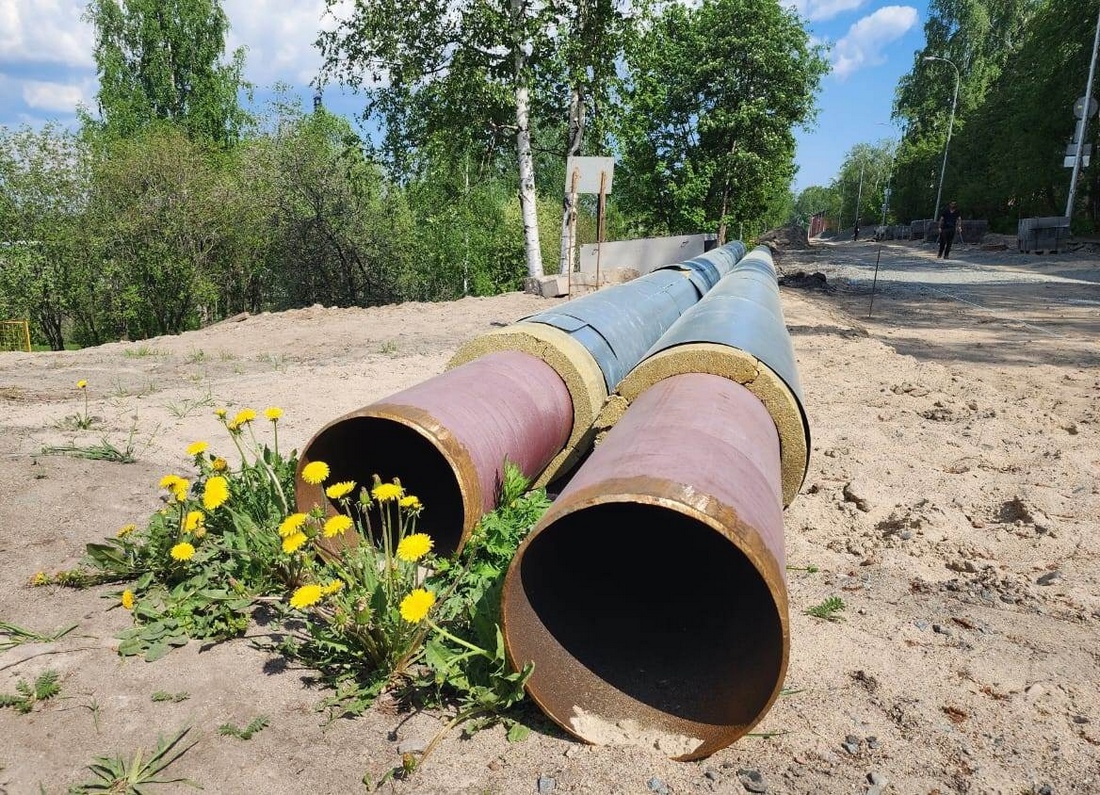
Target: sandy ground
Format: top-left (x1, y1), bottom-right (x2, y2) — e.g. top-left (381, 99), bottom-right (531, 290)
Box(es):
top-left (1, 237), bottom-right (1098, 794)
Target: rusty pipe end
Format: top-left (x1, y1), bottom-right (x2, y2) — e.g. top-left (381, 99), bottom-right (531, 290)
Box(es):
top-left (295, 406), bottom-right (478, 558)
top-left (295, 351), bottom-right (573, 557)
top-left (501, 374), bottom-right (789, 760)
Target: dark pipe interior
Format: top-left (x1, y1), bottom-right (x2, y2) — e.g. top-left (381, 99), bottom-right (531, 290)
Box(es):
top-left (303, 416), bottom-right (466, 557)
top-left (519, 502), bottom-right (782, 727)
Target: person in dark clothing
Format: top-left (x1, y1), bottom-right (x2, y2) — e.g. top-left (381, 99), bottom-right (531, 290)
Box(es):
top-left (853, 217), bottom-right (860, 241)
top-left (937, 201), bottom-right (962, 259)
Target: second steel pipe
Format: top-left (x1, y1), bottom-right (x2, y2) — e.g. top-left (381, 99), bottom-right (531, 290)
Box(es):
top-left (501, 373), bottom-right (788, 760)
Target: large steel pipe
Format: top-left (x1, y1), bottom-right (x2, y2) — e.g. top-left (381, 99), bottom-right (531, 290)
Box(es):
top-left (612, 246), bottom-right (810, 505)
top-left (502, 373), bottom-right (787, 760)
top-left (296, 242), bottom-right (748, 553)
top-left (294, 350), bottom-right (572, 556)
top-left (450, 242), bottom-right (748, 484)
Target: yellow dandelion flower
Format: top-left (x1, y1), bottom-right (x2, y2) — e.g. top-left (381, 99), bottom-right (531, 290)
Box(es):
top-left (278, 513), bottom-right (308, 538)
top-left (184, 510), bottom-right (205, 533)
top-left (396, 533), bottom-right (433, 562)
top-left (212, 457), bottom-right (228, 472)
top-left (159, 474), bottom-right (184, 490)
top-left (399, 588), bottom-right (436, 623)
top-left (232, 408), bottom-right (257, 426)
top-left (30, 571), bottom-right (50, 587)
top-left (186, 440), bottom-right (208, 456)
top-left (325, 480), bottom-right (356, 500)
top-left (160, 474), bottom-right (189, 502)
top-left (117, 523), bottom-right (137, 538)
top-left (398, 495), bottom-right (421, 510)
top-left (265, 407), bottom-right (283, 421)
top-left (76, 380), bottom-right (87, 389)
top-left (282, 531), bottom-right (308, 554)
top-left (170, 542), bottom-right (196, 561)
top-left (193, 525), bottom-right (207, 539)
top-left (214, 407), bottom-right (227, 418)
top-left (372, 482), bottom-right (404, 502)
top-left (203, 476), bottom-right (229, 510)
top-left (322, 580), bottom-right (344, 596)
top-left (121, 589), bottom-right (135, 610)
top-left (301, 461), bottom-right (330, 485)
top-left (289, 583), bottom-right (323, 609)
top-left (226, 420), bottom-right (241, 433)
top-left (323, 514), bottom-right (353, 538)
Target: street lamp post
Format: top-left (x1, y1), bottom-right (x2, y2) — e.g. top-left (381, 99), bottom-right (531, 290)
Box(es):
top-left (854, 161), bottom-right (865, 238)
top-left (924, 55), bottom-right (960, 227)
top-left (1066, 2), bottom-right (1100, 218)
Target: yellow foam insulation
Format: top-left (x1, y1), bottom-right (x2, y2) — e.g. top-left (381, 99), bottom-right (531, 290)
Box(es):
top-left (606, 343), bottom-right (807, 506)
top-left (449, 323), bottom-right (607, 486)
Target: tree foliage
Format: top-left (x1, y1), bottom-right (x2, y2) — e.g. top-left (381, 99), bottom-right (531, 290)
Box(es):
top-left (616, 0), bottom-right (827, 241)
top-left (890, 0), bottom-right (1041, 222)
top-left (0, 125), bottom-right (91, 350)
top-left (3, 0), bottom-right (840, 347)
top-left (84, 0), bottom-right (249, 146)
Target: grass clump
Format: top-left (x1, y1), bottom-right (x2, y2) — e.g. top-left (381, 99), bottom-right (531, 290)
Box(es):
top-left (0, 620), bottom-right (78, 650)
top-left (72, 726), bottom-right (198, 793)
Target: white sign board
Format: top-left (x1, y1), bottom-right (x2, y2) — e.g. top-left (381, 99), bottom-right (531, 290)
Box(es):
top-left (565, 156), bottom-right (615, 194)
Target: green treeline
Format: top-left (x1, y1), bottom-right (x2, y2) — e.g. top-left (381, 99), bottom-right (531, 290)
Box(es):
top-left (797, 0), bottom-right (1100, 234)
top-left (1, 0), bottom-right (827, 350)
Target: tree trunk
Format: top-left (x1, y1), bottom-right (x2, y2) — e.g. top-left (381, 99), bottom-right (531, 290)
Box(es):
top-left (512, 0), bottom-right (543, 279)
top-left (717, 179), bottom-right (730, 245)
top-left (558, 85), bottom-right (586, 275)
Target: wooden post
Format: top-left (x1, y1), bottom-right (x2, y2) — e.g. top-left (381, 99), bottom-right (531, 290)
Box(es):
top-left (595, 170), bottom-right (607, 289)
top-left (568, 168), bottom-right (580, 295)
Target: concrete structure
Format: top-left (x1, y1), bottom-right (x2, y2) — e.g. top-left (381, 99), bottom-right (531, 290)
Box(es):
top-left (577, 234), bottom-right (715, 277)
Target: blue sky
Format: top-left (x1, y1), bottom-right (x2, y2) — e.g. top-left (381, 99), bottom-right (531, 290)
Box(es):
top-left (1, 0), bottom-right (928, 195)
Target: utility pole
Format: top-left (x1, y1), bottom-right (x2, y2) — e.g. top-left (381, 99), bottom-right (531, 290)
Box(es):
top-left (854, 161), bottom-right (865, 237)
top-left (924, 56), bottom-right (961, 224)
top-left (1066, 2), bottom-right (1100, 218)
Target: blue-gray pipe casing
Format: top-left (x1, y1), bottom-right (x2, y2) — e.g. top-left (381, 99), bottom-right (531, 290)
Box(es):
top-left (644, 245), bottom-right (811, 464)
top-left (524, 242), bottom-right (748, 391)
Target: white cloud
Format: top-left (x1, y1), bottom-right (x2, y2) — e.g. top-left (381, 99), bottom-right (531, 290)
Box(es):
top-left (831, 5), bottom-right (919, 80)
top-left (782, 0), bottom-right (868, 23)
top-left (224, 0), bottom-right (351, 86)
top-left (0, 0), bottom-right (95, 68)
top-left (22, 78), bottom-right (90, 111)
top-left (1, 0), bottom-right (354, 123)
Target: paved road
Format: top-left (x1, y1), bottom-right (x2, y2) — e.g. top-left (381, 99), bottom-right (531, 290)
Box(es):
top-left (787, 240), bottom-right (1100, 338)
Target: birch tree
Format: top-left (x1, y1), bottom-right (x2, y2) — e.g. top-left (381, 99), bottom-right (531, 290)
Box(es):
top-left (320, 0), bottom-right (557, 278)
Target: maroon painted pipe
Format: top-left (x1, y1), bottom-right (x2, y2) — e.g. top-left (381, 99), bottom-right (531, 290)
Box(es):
top-left (501, 373), bottom-right (788, 760)
top-left (295, 350), bottom-right (573, 556)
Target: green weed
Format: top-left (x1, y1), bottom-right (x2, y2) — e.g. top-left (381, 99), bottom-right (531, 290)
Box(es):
top-left (804, 596), bottom-right (846, 622)
top-left (150, 691), bottom-right (190, 703)
top-left (217, 715), bottom-right (269, 740)
top-left (0, 670), bottom-right (61, 714)
top-left (0, 620), bottom-right (79, 650)
top-left (72, 726), bottom-right (198, 793)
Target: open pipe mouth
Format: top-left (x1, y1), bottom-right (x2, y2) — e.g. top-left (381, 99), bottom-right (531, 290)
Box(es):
top-left (295, 351), bottom-right (575, 558)
top-left (295, 414), bottom-right (466, 557)
top-left (505, 499), bottom-right (786, 760)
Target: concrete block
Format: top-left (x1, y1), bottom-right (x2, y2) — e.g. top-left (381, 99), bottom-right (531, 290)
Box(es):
top-left (536, 274), bottom-right (570, 298)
